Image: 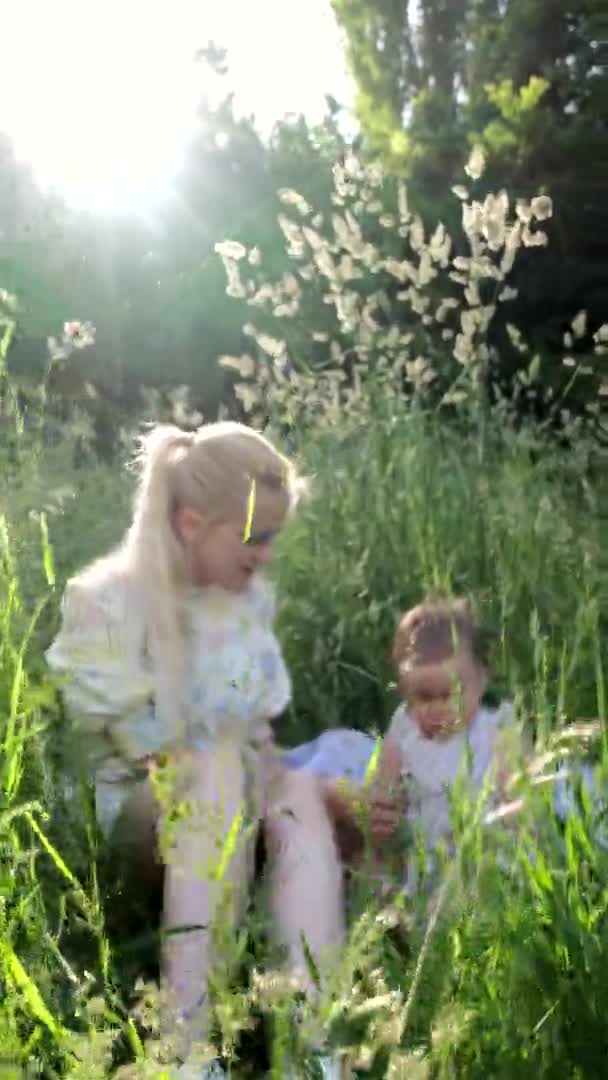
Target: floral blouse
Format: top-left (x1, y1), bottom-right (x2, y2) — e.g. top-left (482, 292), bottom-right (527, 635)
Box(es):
top-left (46, 567), bottom-right (292, 784)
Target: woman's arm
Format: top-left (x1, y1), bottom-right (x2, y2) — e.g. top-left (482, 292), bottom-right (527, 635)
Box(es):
top-left (46, 575), bottom-right (166, 767)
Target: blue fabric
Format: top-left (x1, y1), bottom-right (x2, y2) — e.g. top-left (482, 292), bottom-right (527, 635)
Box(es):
top-left (283, 728), bottom-right (378, 784)
top-left (283, 728), bottom-right (606, 844)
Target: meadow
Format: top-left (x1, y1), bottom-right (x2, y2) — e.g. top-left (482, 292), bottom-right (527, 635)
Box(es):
top-left (1, 158), bottom-right (607, 1078)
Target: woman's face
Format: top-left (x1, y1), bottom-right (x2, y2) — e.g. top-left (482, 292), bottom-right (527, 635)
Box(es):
top-left (174, 492), bottom-right (285, 592)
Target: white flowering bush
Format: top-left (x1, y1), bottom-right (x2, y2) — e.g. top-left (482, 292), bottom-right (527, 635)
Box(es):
top-left (216, 148), bottom-right (607, 436)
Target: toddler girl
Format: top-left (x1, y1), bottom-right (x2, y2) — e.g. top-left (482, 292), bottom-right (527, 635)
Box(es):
top-left (287, 596), bottom-right (521, 885)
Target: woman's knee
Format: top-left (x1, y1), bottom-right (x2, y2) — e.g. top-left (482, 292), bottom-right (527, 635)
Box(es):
top-left (265, 768), bottom-right (338, 858)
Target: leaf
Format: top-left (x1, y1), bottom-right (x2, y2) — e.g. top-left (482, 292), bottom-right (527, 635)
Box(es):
top-left (2, 945), bottom-right (64, 1038)
top-left (39, 512), bottom-right (55, 587)
top-left (214, 803), bottom-right (245, 882)
top-left (528, 354), bottom-right (541, 382)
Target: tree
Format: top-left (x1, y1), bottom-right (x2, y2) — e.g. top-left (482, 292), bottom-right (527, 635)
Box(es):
top-left (332, 0), bottom-right (608, 418)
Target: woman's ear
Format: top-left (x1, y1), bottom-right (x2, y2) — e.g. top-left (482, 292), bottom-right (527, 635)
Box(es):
top-left (173, 505), bottom-right (206, 546)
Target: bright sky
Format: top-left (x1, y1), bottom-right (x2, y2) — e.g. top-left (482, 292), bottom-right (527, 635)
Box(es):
top-left (1, 0), bottom-right (353, 212)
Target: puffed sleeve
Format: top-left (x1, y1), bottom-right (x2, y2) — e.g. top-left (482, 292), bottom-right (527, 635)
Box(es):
top-left (45, 573), bottom-right (169, 765)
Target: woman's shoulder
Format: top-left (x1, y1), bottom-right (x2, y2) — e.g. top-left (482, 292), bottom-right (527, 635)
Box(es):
top-left (62, 551), bottom-right (142, 627)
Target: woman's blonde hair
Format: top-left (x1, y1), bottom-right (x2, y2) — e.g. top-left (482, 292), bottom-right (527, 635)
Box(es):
top-left (102, 421), bottom-right (300, 746)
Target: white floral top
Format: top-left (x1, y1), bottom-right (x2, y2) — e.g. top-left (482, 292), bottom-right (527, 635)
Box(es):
top-left (46, 566), bottom-right (291, 830)
top-left (388, 700), bottom-right (516, 849)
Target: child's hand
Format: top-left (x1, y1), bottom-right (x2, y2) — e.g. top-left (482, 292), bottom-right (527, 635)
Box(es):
top-left (368, 786), bottom-right (406, 845)
top-left (369, 794), bottom-right (401, 842)
top-left (366, 735), bottom-right (407, 848)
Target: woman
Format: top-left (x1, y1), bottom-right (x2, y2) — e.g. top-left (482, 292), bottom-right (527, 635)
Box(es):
top-left (47, 422), bottom-right (345, 1078)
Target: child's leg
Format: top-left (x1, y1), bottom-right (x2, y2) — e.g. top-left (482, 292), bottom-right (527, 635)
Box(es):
top-left (264, 768), bottom-right (345, 994)
top-left (161, 746), bottom-right (253, 1061)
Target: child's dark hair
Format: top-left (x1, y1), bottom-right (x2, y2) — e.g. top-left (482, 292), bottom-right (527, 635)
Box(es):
top-left (392, 594), bottom-right (496, 673)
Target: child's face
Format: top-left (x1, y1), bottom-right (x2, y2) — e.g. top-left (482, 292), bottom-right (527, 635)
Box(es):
top-left (399, 648), bottom-right (487, 741)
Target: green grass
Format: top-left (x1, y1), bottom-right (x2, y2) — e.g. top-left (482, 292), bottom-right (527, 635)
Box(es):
top-left (1, 397), bottom-right (607, 1077)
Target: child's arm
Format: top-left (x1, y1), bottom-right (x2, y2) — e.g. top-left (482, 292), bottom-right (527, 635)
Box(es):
top-left (320, 733), bottom-right (406, 855)
top-left (366, 734), bottom-right (406, 845)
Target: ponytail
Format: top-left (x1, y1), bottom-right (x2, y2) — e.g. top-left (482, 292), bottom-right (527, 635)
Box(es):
top-left (126, 426), bottom-right (195, 749)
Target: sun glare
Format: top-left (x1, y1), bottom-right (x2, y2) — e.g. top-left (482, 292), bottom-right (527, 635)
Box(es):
top-left (1, 0), bottom-right (352, 212)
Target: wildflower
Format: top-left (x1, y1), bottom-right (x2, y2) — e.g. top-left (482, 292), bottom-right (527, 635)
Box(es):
top-left (278, 215), bottom-right (305, 259)
top-left (506, 324), bottom-right (528, 353)
top-left (452, 184), bottom-right (469, 200)
top-left (303, 225), bottom-right (327, 253)
top-left (516, 199), bottom-right (533, 223)
top-left (454, 333), bottom-right (474, 366)
top-left (214, 240), bottom-right (247, 261)
top-left (435, 297), bottom-right (459, 322)
top-left (249, 283), bottom-right (275, 307)
top-left (235, 383), bottom-right (259, 412)
top-left (522, 224), bottom-right (548, 247)
top-left (410, 215), bottom-right (425, 252)
top-left (464, 281), bottom-right (481, 306)
top-left (384, 257), bottom-right (415, 284)
top-left (406, 355), bottom-right (436, 387)
top-left (464, 145), bottom-right (485, 180)
top-left (501, 223), bottom-right (522, 274)
top-left (223, 260), bottom-right (246, 298)
top-left (499, 286), bottom-right (518, 302)
top-left (218, 354), bottom-right (255, 378)
top-left (429, 222), bottom-right (450, 264)
top-left (278, 188), bottom-right (311, 216)
top-left (531, 194), bottom-right (553, 221)
top-left (256, 332), bottom-right (286, 358)
top-left (273, 302), bottom-right (299, 318)
top-left (417, 251), bottom-right (435, 287)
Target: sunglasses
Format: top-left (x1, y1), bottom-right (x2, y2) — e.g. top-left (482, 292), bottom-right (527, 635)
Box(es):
top-left (243, 528), bottom-right (279, 547)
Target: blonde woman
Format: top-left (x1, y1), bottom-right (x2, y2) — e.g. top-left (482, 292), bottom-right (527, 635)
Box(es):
top-left (46, 422), bottom-right (344, 1078)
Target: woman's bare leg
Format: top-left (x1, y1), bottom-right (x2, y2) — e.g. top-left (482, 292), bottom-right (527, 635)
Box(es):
top-left (160, 747), bottom-right (253, 1062)
top-left (264, 768), bottom-right (345, 994)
